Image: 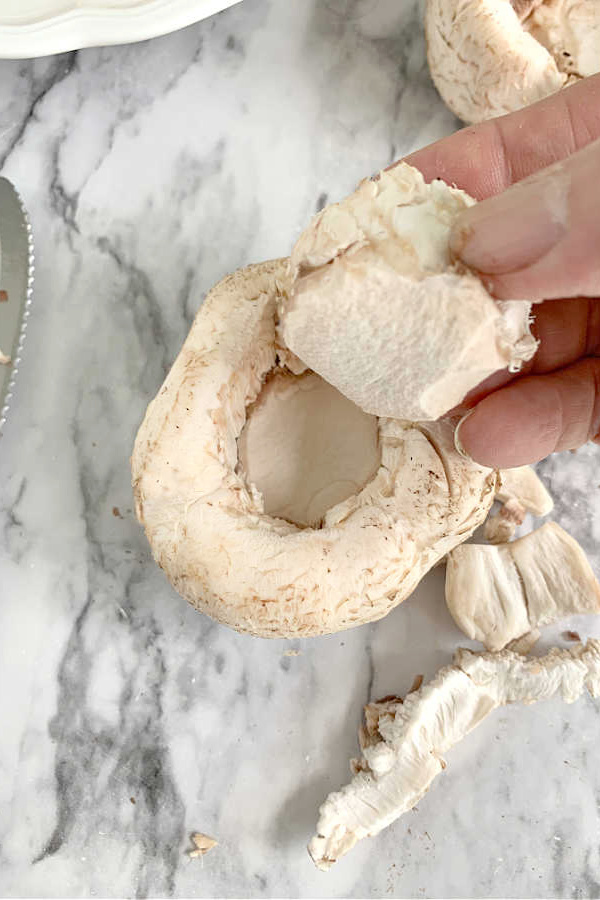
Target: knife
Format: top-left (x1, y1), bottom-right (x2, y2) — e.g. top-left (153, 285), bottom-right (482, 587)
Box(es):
top-left (0, 177), bottom-right (34, 436)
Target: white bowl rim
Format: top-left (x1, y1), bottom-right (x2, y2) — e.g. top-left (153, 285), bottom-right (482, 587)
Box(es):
top-left (0, 0), bottom-right (242, 58)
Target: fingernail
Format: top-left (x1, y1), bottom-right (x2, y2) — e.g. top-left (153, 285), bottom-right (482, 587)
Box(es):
top-left (454, 410), bottom-right (475, 461)
top-left (450, 168), bottom-right (569, 275)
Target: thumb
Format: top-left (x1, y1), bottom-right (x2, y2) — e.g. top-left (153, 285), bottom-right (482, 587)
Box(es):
top-left (455, 358), bottom-right (600, 468)
top-left (450, 137), bottom-right (600, 301)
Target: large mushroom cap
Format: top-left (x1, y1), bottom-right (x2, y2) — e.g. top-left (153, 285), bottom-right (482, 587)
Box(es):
top-left (132, 259), bottom-right (497, 638)
top-left (280, 163), bottom-right (536, 422)
top-left (426, 0), bottom-right (600, 124)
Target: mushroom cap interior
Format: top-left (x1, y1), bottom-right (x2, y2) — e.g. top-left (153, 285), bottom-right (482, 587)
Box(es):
top-left (238, 371), bottom-right (381, 528)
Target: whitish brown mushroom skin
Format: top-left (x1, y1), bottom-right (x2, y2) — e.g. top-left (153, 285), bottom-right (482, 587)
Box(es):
top-left (425, 0), bottom-right (599, 124)
top-left (132, 260), bottom-right (498, 638)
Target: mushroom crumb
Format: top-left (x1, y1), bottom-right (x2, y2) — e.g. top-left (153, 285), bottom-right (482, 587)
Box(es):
top-left (0, 350), bottom-right (11, 366)
top-left (309, 640), bottom-right (600, 870)
top-left (188, 833), bottom-right (218, 859)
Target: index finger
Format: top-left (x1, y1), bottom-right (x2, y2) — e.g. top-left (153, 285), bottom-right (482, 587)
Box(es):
top-left (403, 74), bottom-right (600, 200)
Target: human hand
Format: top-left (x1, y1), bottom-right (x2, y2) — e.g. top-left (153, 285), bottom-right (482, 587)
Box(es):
top-left (406, 74), bottom-right (600, 469)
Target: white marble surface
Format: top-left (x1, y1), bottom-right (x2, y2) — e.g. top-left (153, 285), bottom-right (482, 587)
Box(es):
top-left (2, 1), bottom-right (600, 897)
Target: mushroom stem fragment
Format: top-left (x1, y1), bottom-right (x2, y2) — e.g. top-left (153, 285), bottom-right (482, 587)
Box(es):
top-left (309, 640), bottom-right (600, 871)
top-left (496, 465), bottom-right (553, 517)
top-left (483, 497), bottom-right (527, 544)
top-left (446, 522), bottom-right (600, 650)
top-left (485, 466), bottom-right (553, 543)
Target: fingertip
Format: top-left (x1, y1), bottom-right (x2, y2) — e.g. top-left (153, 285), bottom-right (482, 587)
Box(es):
top-left (455, 391), bottom-right (554, 469)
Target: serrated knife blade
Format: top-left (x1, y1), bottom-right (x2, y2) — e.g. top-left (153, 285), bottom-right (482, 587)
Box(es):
top-left (0, 177), bottom-right (34, 436)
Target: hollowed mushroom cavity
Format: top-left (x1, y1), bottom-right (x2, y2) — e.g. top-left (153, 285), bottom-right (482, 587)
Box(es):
top-left (132, 259), bottom-right (497, 637)
top-left (238, 371), bottom-right (381, 528)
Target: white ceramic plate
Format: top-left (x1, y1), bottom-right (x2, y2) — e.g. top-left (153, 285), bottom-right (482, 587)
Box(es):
top-left (0, 0), bottom-right (242, 58)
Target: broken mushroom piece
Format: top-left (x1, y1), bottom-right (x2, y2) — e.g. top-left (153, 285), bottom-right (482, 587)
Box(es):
top-left (188, 833), bottom-right (218, 859)
top-left (483, 498), bottom-right (527, 544)
top-left (280, 163), bottom-right (537, 422)
top-left (484, 465), bottom-right (553, 543)
top-left (309, 639), bottom-right (600, 870)
top-left (446, 522), bottom-right (600, 651)
top-left (497, 465), bottom-right (553, 518)
top-left (132, 259), bottom-right (498, 637)
top-left (425, 0), bottom-right (600, 124)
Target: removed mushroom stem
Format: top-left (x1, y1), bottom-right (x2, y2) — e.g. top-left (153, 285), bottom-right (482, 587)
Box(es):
top-left (309, 640), bottom-right (600, 871)
top-left (446, 522), bottom-right (600, 651)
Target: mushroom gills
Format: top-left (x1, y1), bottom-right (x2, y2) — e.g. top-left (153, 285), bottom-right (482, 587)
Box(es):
top-left (309, 639), bottom-right (600, 870)
top-left (445, 521), bottom-right (600, 651)
top-left (238, 370), bottom-right (381, 528)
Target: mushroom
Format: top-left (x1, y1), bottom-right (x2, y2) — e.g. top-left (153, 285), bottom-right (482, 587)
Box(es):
top-left (445, 522), bottom-right (600, 650)
top-left (280, 163), bottom-right (537, 422)
top-left (309, 639), bottom-right (600, 870)
top-left (483, 497), bottom-right (528, 544)
top-left (496, 465), bottom-right (553, 517)
top-left (425, 0), bottom-right (600, 124)
top-left (484, 465), bottom-right (553, 543)
top-left (132, 259), bottom-right (497, 637)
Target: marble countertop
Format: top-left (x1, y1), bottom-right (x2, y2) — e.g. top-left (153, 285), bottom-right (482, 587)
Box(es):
top-left (2, 1), bottom-right (600, 897)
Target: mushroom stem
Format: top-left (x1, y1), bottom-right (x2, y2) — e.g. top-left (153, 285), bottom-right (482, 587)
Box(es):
top-left (445, 522), bottom-right (600, 651)
top-left (309, 640), bottom-right (600, 870)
